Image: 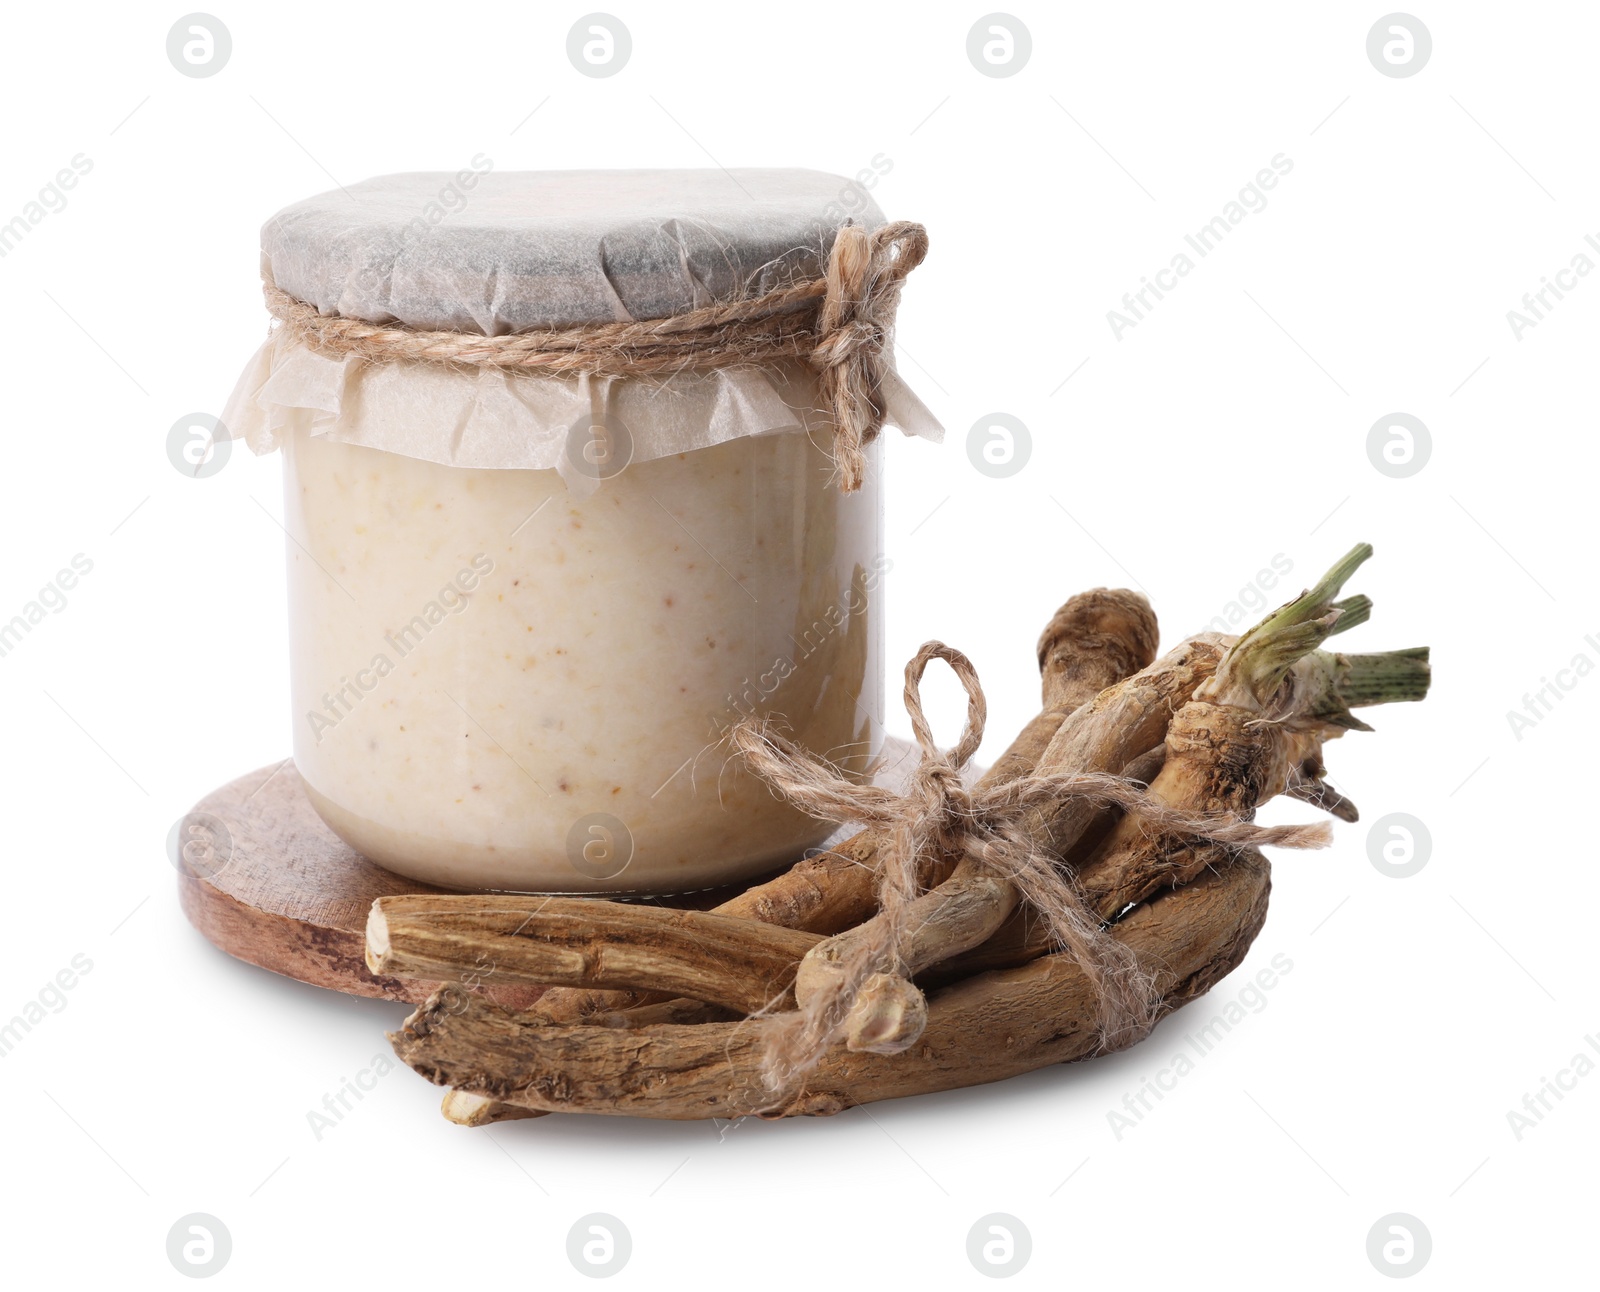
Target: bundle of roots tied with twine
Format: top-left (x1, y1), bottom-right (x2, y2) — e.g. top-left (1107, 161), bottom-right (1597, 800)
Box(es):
top-left (363, 543), bottom-right (1431, 1123)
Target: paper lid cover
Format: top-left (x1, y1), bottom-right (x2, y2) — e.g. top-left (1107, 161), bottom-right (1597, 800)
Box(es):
top-left (261, 167), bottom-right (886, 335)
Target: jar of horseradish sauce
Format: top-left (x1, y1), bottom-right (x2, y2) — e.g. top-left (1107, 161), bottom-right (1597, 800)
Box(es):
top-left (223, 169), bottom-right (937, 894)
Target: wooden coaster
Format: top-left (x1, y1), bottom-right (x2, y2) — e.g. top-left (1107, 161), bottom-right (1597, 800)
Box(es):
top-left (178, 741), bottom-right (932, 1005)
top-left (176, 761), bottom-right (776, 1007)
top-left (177, 762), bottom-right (478, 1005)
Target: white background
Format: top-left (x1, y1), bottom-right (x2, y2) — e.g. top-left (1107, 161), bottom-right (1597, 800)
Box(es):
top-left (0, 1), bottom-right (1589, 1286)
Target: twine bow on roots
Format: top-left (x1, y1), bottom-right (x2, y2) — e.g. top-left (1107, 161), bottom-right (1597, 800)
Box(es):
top-left (262, 221), bottom-right (929, 493)
top-left (730, 642), bottom-right (1329, 1093)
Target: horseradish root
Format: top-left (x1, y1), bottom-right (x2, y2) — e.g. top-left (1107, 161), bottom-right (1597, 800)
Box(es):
top-left (367, 897), bottom-right (819, 1016)
top-left (367, 547), bottom-right (1432, 1126)
top-left (388, 849), bottom-right (1272, 1119)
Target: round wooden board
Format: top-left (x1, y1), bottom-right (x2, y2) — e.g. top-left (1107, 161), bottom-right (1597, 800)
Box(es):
top-left (176, 761), bottom-right (791, 1007)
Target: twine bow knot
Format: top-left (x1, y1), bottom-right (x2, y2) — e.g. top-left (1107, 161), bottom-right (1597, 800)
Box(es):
top-left (811, 220), bottom-right (929, 491)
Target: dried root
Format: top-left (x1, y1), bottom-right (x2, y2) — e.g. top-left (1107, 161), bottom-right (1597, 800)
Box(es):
top-left (390, 850), bottom-right (1273, 1119)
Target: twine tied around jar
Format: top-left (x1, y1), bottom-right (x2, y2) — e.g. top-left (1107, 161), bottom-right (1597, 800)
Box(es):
top-left (728, 642), bottom-right (1329, 1092)
top-left (261, 221), bottom-right (929, 492)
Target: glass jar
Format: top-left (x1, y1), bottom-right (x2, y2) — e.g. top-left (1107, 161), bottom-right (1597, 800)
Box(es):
top-left (224, 169), bottom-right (935, 893)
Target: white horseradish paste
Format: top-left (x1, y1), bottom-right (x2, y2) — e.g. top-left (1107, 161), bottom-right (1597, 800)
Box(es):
top-left (285, 425), bottom-right (884, 892)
